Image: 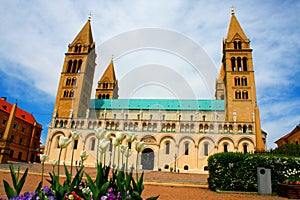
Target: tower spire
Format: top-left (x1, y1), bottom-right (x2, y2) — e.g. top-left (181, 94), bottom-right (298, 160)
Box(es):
top-left (226, 8), bottom-right (247, 41)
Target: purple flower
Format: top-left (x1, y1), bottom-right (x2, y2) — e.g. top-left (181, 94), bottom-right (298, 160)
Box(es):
top-left (43, 186), bottom-right (52, 193)
top-left (107, 193), bottom-right (116, 200)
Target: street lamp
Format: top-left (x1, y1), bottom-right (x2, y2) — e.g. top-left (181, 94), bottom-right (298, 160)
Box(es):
top-left (174, 154), bottom-right (177, 172)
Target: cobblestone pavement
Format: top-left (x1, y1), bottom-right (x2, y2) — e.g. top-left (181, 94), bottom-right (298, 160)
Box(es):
top-left (0, 163), bottom-right (287, 200)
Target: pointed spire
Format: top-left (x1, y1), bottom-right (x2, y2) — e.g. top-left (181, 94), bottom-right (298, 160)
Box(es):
top-left (226, 9), bottom-right (247, 41)
top-left (100, 58), bottom-right (117, 83)
top-left (71, 18), bottom-right (94, 47)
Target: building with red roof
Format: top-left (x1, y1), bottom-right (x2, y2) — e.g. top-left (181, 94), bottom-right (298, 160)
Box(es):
top-left (0, 97), bottom-right (42, 163)
top-left (275, 124), bottom-right (300, 147)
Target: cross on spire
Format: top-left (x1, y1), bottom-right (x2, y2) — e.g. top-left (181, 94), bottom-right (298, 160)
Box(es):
top-left (231, 5), bottom-right (235, 14)
top-left (88, 12), bottom-right (92, 21)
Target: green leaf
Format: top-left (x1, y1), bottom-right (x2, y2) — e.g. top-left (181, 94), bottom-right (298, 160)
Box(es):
top-left (95, 163), bottom-right (104, 187)
top-left (3, 180), bottom-right (16, 199)
top-left (100, 181), bottom-right (110, 195)
top-left (70, 165), bottom-right (84, 189)
top-left (35, 181), bottom-right (42, 192)
top-left (85, 172), bottom-right (98, 200)
top-left (63, 164), bottom-right (71, 185)
top-left (16, 167), bottom-right (28, 194)
top-left (9, 164), bottom-right (18, 191)
top-left (145, 195), bottom-right (160, 200)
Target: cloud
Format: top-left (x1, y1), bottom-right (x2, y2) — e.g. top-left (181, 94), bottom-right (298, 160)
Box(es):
top-left (0, 1), bottom-right (300, 148)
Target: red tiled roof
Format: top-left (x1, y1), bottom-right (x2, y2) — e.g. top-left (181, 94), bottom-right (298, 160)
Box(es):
top-left (0, 98), bottom-right (37, 125)
top-left (275, 124), bottom-right (300, 143)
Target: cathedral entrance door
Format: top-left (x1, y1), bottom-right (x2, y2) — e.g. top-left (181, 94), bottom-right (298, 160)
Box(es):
top-left (141, 148), bottom-right (154, 170)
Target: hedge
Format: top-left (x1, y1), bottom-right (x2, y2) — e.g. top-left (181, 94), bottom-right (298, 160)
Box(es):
top-left (207, 152), bottom-right (300, 192)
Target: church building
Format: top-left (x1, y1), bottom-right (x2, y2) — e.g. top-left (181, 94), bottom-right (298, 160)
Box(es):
top-left (45, 10), bottom-right (266, 171)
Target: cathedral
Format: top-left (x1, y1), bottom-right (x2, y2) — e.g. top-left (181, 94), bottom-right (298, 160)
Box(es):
top-left (45, 10), bottom-right (266, 172)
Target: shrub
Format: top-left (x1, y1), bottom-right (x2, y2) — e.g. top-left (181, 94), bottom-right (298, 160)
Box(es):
top-left (207, 152), bottom-right (300, 192)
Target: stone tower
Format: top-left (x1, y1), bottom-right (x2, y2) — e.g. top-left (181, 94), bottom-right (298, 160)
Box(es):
top-left (95, 59), bottom-right (119, 99)
top-left (216, 10), bottom-right (265, 151)
top-left (53, 18), bottom-right (96, 119)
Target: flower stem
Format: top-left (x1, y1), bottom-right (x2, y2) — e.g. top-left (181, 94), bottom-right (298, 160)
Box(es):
top-left (126, 155), bottom-right (129, 172)
top-left (136, 152), bottom-right (139, 181)
top-left (117, 147), bottom-right (120, 170)
top-left (57, 148), bottom-right (62, 178)
top-left (97, 138), bottom-right (100, 165)
top-left (41, 162), bottom-right (44, 186)
top-left (112, 146), bottom-right (116, 168)
top-left (70, 142), bottom-right (75, 178)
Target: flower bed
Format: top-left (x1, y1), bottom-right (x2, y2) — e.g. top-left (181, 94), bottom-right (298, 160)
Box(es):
top-left (1, 129), bottom-right (159, 200)
top-left (278, 184), bottom-right (300, 199)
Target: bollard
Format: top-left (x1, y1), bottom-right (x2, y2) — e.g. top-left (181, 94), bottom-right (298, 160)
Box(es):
top-left (257, 167), bottom-right (272, 195)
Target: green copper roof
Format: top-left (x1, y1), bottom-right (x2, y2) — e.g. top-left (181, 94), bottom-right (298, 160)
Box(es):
top-left (90, 99), bottom-right (224, 111)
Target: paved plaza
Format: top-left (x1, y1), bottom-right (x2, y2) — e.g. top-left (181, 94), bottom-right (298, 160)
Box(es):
top-left (0, 163), bottom-right (287, 200)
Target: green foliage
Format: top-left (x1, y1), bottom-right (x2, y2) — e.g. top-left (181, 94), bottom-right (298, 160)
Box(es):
top-left (273, 144), bottom-right (300, 156)
top-left (3, 163), bottom-right (29, 199)
top-left (85, 163), bottom-right (111, 200)
top-left (86, 163), bottom-right (159, 200)
top-left (47, 164), bottom-right (84, 199)
top-left (208, 152), bottom-right (300, 192)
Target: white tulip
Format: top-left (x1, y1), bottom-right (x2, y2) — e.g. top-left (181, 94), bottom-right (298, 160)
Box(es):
top-left (40, 154), bottom-right (48, 163)
top-left (126, 132), bottom-right (137, 143)
top-left (99, 138), bottom-right (110, 152)
top-left (116, 131), bottom-right (125, 142)
top-left (95, 128), bottom-right (107, 139)
top-left (59, 136), bottom-right (72, 148)
top-left (51, 159), bottom-right (58, 166)
top-left (104, 132), bottom-right (111, 140)
top-left (135, 141), bottom-right (147, 153)
top-left (112, 137), bottom-right (120, 146)
top-left (71, 130), bottom-right (81, 140)
top-left (80, 150), bottom-right (89, 161)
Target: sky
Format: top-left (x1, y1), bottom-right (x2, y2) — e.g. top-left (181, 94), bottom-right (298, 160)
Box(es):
top-left (0, 1), bottom-right (300, 149)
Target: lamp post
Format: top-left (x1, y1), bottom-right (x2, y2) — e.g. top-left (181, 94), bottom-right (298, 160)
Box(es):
top-left (174, 154), bottom-right (177, 172)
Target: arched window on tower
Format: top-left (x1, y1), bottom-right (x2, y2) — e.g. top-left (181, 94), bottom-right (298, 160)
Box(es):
top-left (241, 77), bottom-right (247, 86)
top-left (71, 78), bottom-right (77, 86)
top-left (238, 41), bottom-right (242, 49)
top-left (106, 94), bottom-right (110, 99)
top-left (242, 91), bottom-right (248, 99)
top-left (231, 57), bottom-right (236, 71)
top-left (66, 78), bottom-right (71, 86)
top-left (77, 59), bottom-right (82, 73)
top-left (74, 45), bottom-right (78, 53)
top-left (234, 77), bottom-right (240, 86)
top-left (78, 45), bottom-right (82, 53)
top-left (69, 90), bottom-right (74, 98)
top-left (235, 91), bottom-right (241, 99)
top-left (67, 60), bottom-right (72, 73)
top-left (237, 57), bottom-right (242, 71)
top-left (63, 90), bottom-right (69, 98)
top-left (72, 60), bottom-right (77, 73)
top-left (234, 41), bottom-right (238, 49)
top-left (243, 57), bottom-right (248, 71)
top-left (243, 125), bottom-right (247, 133)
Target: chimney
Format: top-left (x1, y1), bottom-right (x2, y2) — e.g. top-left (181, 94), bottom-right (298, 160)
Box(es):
top-left (1, 97), bottom-right (7, 101)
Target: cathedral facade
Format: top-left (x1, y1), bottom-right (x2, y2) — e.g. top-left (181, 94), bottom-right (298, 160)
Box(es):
top-left (45, 11), bottom-right (266, 172)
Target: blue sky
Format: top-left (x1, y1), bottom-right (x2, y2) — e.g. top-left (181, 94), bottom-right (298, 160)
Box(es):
top-left (0, 1), bottom-right (299, 149)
